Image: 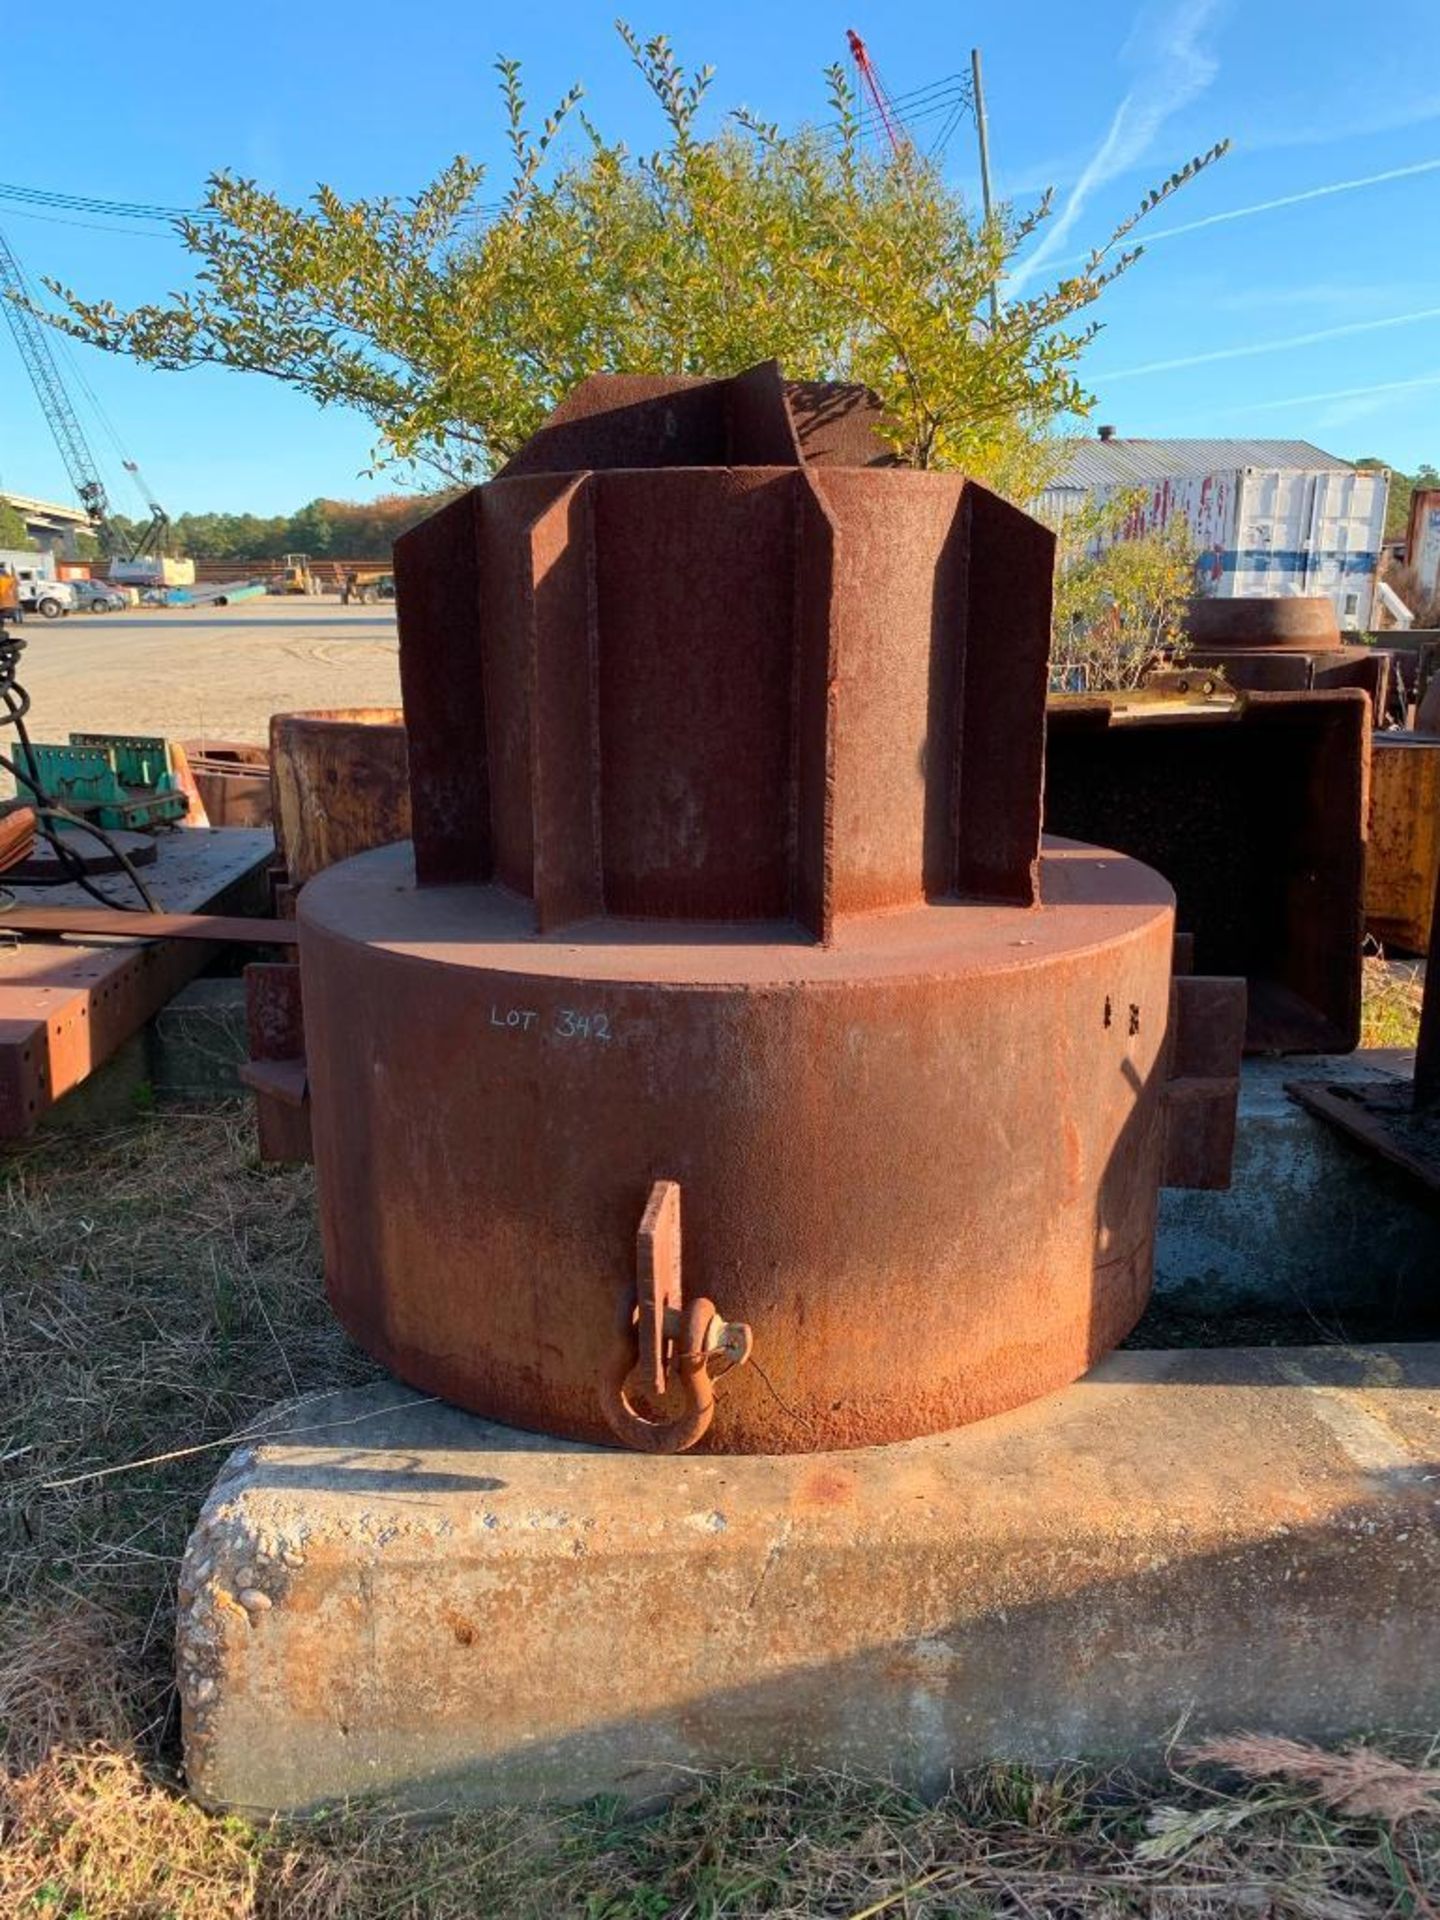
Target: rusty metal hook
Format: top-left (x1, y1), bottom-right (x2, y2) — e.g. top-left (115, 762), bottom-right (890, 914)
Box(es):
top-left (598, 1179), bottom-right (752, 1454)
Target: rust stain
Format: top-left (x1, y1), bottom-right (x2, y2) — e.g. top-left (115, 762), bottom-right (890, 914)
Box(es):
top-left (798, 1468), bottom-right (859, 1508)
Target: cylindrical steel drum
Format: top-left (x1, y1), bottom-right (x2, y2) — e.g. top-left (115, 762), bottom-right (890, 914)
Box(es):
top-left (1187, 595), bottom-right (1341, 651)
top-left (302, 837), bottom-right (1173, 1450)
top-left (269, 707), bottom-right (409, 887)
top-left (297, 367), bottom-right (1207, 1453)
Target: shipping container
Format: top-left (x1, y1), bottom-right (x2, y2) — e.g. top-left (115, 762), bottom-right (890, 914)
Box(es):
top-left (1407, 486), bottom-right (1440, 599)
top-left (0, 548), bottom-right (55, 578)
top-left (1041, 439), bottom-right (1390, 631)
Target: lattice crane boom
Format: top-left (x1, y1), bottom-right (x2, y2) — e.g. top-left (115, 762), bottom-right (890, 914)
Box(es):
top-left (0, 225), bottom-right (114, 545)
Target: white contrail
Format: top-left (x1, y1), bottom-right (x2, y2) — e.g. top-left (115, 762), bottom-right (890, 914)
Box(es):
top-left (1100, 305), bottom-right (1440, 380)
top-left (1233, 372), bottom-right (1440, 413)
top-left (1139, 155), bottom-right (1440, 243)
top-left (1007, 0), bottom-right (1223, 293)
top-left (1160, 373), bottom-right (1440, 425)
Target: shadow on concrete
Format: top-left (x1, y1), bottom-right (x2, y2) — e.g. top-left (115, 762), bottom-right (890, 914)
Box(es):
top-left (1082, 1343), bottom-right (1440, 1388)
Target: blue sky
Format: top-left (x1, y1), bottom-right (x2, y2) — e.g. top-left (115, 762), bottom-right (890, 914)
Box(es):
top-left (3, 0), bottom-right (1438, 515)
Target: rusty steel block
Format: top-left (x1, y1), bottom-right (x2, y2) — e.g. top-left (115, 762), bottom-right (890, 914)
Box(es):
top-left (1161, 974), bottom-right (1247, 1189)
top-left (239, 962), bottom-right (310, 1164)
top-left (298, 362), bottom-right (1242, 1454)
top-left (1044, 689), bottom-right (1368, 1054)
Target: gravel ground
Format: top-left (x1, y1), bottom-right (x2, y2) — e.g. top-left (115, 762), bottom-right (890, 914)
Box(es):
top-left (6, 596), bottom-right (401, 751)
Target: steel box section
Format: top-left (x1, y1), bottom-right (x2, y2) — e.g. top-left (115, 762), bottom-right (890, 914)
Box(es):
top-left (1043, 691), bottom-right (1367, 1054)
top-left (299, 838), bottom-right (1175, 1454)
top-left (396, 464), bottom-right (1052, 927)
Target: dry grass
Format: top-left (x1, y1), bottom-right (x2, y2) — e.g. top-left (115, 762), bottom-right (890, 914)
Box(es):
top-left (1185, 1735), bottom-right (1440, 1824)
top-left (1, 1109), bottom-right (1437, 1917)
top-left (5, 1744), bottom-right (1440, 1918)
top-left (1361, 949), bottom-right (1425, 1051)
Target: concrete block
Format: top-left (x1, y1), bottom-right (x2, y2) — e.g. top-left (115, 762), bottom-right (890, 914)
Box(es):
top-left (40, 978), bottom-right (250, 1133)
top-left (179, 1345), bottom-right (1440, 1814)
top-left (144, 976), bottom-right (247, 1099)
top-left (1156, 1053), bottom-right (1440, 1316)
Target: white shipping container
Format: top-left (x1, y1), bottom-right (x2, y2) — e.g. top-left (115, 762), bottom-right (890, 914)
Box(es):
top-left (1041, 451), bottom-right (1389, 631)
top-left (1407, 487), bottom-right (1440, 598)
top-left (0, 548), bottom-right (55, 578)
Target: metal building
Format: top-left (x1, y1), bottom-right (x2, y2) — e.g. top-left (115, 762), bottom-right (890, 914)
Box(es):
top-left (1041, 436), bottom-right (1390, 630)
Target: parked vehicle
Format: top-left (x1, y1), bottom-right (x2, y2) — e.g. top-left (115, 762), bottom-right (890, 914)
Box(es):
top-left (339, 569), bottom-right (395, 605)
top-left (13, 567), bottom-right (73, 619)
top-left (68, 579), bottom-right (127, 613)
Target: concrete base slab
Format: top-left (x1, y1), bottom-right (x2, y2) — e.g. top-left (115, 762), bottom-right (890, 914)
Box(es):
top-left (1156, 1053), bottom-right (1440, 1316)
top-left (180, 1346), bottom-right (1440, 1814)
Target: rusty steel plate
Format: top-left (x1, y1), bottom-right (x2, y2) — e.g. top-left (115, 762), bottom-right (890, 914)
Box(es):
top-left (1286, 1075), bottom-right (1440, 1199)
top-left (1287, 879), bottom-right (1440, 1196)
top-left (0, 907), bottom-right (296, 945)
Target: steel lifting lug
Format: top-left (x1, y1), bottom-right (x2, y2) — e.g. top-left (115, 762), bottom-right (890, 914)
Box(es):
top-left (598, 1179), bottom-right (753, 1453)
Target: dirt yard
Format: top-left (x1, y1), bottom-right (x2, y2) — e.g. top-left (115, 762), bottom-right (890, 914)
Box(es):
top-left (8, 598), bottom-right (401, 750)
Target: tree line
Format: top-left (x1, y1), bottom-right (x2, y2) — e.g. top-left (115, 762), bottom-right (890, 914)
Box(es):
top-left (1355, 459), bottom-right (1440, 542)
top-left (106, 492), bottom-right (452, 561)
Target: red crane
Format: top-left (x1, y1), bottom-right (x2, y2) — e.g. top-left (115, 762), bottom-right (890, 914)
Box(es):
top-left (846, 28), bottom-right (909, 159)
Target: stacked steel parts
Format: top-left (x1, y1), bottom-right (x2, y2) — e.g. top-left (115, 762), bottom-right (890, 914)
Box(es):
top-left (239, 708), bottom-right (411, 1157)
top-left (285, 362), bottom-right (1242, 1454)
top-left (1185, 595), bottom-right (1393, 717)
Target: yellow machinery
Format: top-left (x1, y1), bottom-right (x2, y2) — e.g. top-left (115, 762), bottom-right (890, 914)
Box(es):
top-left (339, 568), bottom-right (395, 606)
top-left (280, 552), bottom-right (319, 595)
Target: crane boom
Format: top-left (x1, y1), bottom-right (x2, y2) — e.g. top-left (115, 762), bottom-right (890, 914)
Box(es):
top-left (0, 225), bottom-right (114, 544)
top-left (121, 459), bottom-right (170, 560)
top-left (846, 28), bottom-right (908, 158)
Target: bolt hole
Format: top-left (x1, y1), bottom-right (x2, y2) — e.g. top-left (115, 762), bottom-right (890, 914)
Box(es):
top-left (1103, 997), bottom-right (1112, 1029)
top-left (1129, 1004), bottom-right (1141, 1036)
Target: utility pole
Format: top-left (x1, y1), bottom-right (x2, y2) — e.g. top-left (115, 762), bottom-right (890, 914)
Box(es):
top-left (971, 47), bottom-right (999, 326)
